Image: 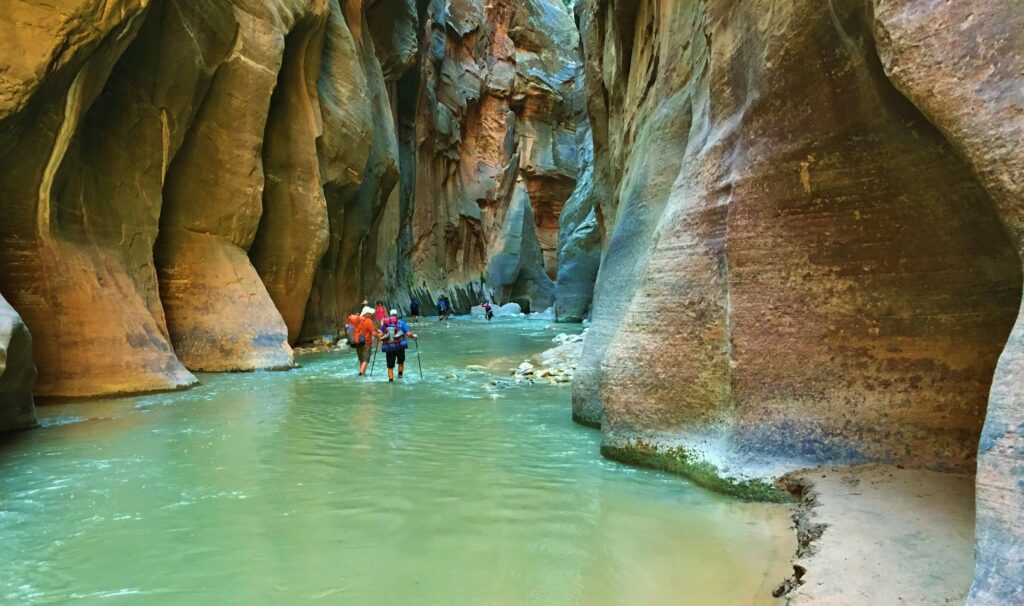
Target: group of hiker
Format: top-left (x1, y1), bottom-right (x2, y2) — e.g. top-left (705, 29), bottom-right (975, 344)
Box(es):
top-left (344, 295), bottom-right (498, 379)
top-left (347, 300), bottom-right (419, 381)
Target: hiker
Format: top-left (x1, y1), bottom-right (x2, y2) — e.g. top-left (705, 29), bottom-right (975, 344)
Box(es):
top-left (437, 296), bottom-right (448, 322)
top-left (410, 298), bottom-right (420, 323)
top-left (482, 301), bottom-right (494, 321)
top-left (350, 306), bottom-right (376, 376)
top-left (378, 309), bottom-right (417, 382)
top-left (374, 301), bottom-right (388, 327)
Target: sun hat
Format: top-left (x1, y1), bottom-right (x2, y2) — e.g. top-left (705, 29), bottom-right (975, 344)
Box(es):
top-left (390, 309), bottom-right (398, 316)
top-left (361, 306), bottom-right (374, 316)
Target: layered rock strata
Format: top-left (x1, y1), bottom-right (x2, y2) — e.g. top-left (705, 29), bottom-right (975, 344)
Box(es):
top-left (572, 0), bottom-right (1023, 603)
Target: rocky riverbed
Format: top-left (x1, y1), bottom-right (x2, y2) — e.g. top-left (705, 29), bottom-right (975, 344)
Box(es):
top-left (511, 329), bottom-right (588, 385)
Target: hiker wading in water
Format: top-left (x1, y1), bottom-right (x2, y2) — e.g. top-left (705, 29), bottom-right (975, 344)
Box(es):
top-left (379, 310), bottom-right (417, 382)
top-left (350, 306), bottom-right (376, 376)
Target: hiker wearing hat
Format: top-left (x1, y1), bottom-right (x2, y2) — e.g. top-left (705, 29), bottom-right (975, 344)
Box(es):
top-left (378, 309), bottom-right (417, 382)
top-left (353, 306), bottom-right (377, 376)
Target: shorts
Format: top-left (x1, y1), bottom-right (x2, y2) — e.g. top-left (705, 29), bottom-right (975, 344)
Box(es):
top-left (356, 345), bottom-right (371, 363)
top-left (385, 347), bottom-right (406, 369)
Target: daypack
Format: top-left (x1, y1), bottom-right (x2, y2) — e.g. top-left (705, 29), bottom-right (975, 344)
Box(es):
top-left (345, 314), bottom-right (362, 348)
top-left (380, 316), bottom-right (405, 343)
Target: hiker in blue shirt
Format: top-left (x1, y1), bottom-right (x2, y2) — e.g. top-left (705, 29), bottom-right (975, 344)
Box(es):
top-left (378, 310), bottom-right (417, 382)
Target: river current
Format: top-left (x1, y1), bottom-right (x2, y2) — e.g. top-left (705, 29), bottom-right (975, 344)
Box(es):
top-left (0, 319), bottom-right (793, 605)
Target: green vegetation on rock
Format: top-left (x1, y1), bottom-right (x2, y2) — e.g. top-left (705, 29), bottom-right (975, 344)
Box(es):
top-left (601, 441), bottom-right (792, 503)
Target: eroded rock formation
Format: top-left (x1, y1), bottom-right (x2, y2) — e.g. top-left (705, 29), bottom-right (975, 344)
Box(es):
top-left (0, 0), bottom-right (579, 395)
top-left (0, 295), bottom-right (36, 432)
top-left (0, 0), bottom-right (197, 397)
top-left (572, 0), bottom-right (1023, 603)
top-left (395, 0), bottom-right (579, 315)
top-left (555, 49), bottom-right (600, 323)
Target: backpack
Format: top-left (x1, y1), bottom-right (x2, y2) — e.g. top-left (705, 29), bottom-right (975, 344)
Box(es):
top-left (345, 314), bottom-right (362, 348)
top-left (380, 316), bottom-right (405, 342)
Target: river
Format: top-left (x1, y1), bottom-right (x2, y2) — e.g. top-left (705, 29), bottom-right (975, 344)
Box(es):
top-left (0, 319), bottom-right (793, 605)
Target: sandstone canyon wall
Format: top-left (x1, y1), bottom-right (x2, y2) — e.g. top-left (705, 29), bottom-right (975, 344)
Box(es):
top-left (395, 0), bottom-right (580, 318)
top-left (571, 0), bottom-right (1023, 603)
top-left (0, 0), bottom-right (579, 399)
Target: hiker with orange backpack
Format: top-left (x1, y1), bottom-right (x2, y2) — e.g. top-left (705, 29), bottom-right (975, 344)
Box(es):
top-left (346, 306), bottom-right (377, 376)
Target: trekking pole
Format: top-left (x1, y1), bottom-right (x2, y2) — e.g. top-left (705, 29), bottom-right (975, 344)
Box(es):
top-left (369, 340), bottom-right (378, 377)
top-left (414, 338), bottom-right (424, 380)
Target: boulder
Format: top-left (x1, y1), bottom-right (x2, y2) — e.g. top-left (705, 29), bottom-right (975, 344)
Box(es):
top-left (0, 296), bottom-right (36, 432)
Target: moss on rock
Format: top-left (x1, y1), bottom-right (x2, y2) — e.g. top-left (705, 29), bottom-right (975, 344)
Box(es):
top-left (601, 440), bottom-right (792, 503)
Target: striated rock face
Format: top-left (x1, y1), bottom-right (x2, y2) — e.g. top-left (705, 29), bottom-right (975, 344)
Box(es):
top-left (574, 0), bottom-right (1023, 602)
top-left (155, 0), bottom-right (332, 372)
top-left (0, 0), bottom-right (580, 393)
top-left (0, 0), bottom-right (197, 397)
top-left (869, 5), bottom-right (1024, 603)
top-left (577, 0), bottom-right (1021, 471)
top-left (0, 296), bottom-right (36, 432)
top-left (555, 51), bottom-right (600, 323)
top-left (396, 0), bottom-right (579, 314)
top-left (300, 0), bottom-right (401, 340)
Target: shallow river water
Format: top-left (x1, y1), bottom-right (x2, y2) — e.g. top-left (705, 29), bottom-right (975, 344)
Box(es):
top-left (0, 319), bottom-right (793, 605)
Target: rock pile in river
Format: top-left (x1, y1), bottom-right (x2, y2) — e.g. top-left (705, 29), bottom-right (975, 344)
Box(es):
top-left (512, 329), bottom-right (586, 385)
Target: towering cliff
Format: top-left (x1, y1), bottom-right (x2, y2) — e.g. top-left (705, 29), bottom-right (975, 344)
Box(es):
top-left (395, 0), bottom-right (580, 316)
top-left (0, 0), bottom-right (579, 405)
top-left (570, 0), bottom-right (1023, 603)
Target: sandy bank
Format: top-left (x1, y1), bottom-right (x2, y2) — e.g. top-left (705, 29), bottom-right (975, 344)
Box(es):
top-left (779, 464), bottom-right (974, 605)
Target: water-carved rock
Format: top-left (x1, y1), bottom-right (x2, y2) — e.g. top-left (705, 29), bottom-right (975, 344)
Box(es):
top-left (574, 0), bottom-right (1024, 602)
top-left (0, 0), bottom-right (197, 397)
top-left (0, 295), bottom-right (36, 432)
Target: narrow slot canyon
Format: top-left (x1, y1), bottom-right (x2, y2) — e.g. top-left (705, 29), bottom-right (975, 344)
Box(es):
top-left (0, 1), bottom-right (1021, 604)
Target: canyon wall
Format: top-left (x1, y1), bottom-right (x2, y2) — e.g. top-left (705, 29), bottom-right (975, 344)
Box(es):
top-left (572, 0), bottom-right (1023, 603)
top-left (394, 0), bottom-right (580, 317)
top-left (0, 0), bottom-right (579, 401)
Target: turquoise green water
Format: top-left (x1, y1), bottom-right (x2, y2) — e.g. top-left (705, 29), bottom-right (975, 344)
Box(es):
top-left (0, 320), bottom-right (793, 605)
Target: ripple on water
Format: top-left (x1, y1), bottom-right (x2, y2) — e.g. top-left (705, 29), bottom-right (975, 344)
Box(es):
top-left (2, 320), bottom-right (794, 605)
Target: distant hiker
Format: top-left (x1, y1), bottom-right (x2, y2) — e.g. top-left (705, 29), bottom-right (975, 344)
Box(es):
top-left (352, 306), bottom-right (376, 376)
top-left (482, 301), bottom-right (494, 321)
top-left (437, 296), bottom-right (448, 322)
top-left (379, 310), bottom-right (417, 382)
top-left (374, 301), bottom-right (387, 327)
top-left (410, 298), bottom-right (421, 323)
